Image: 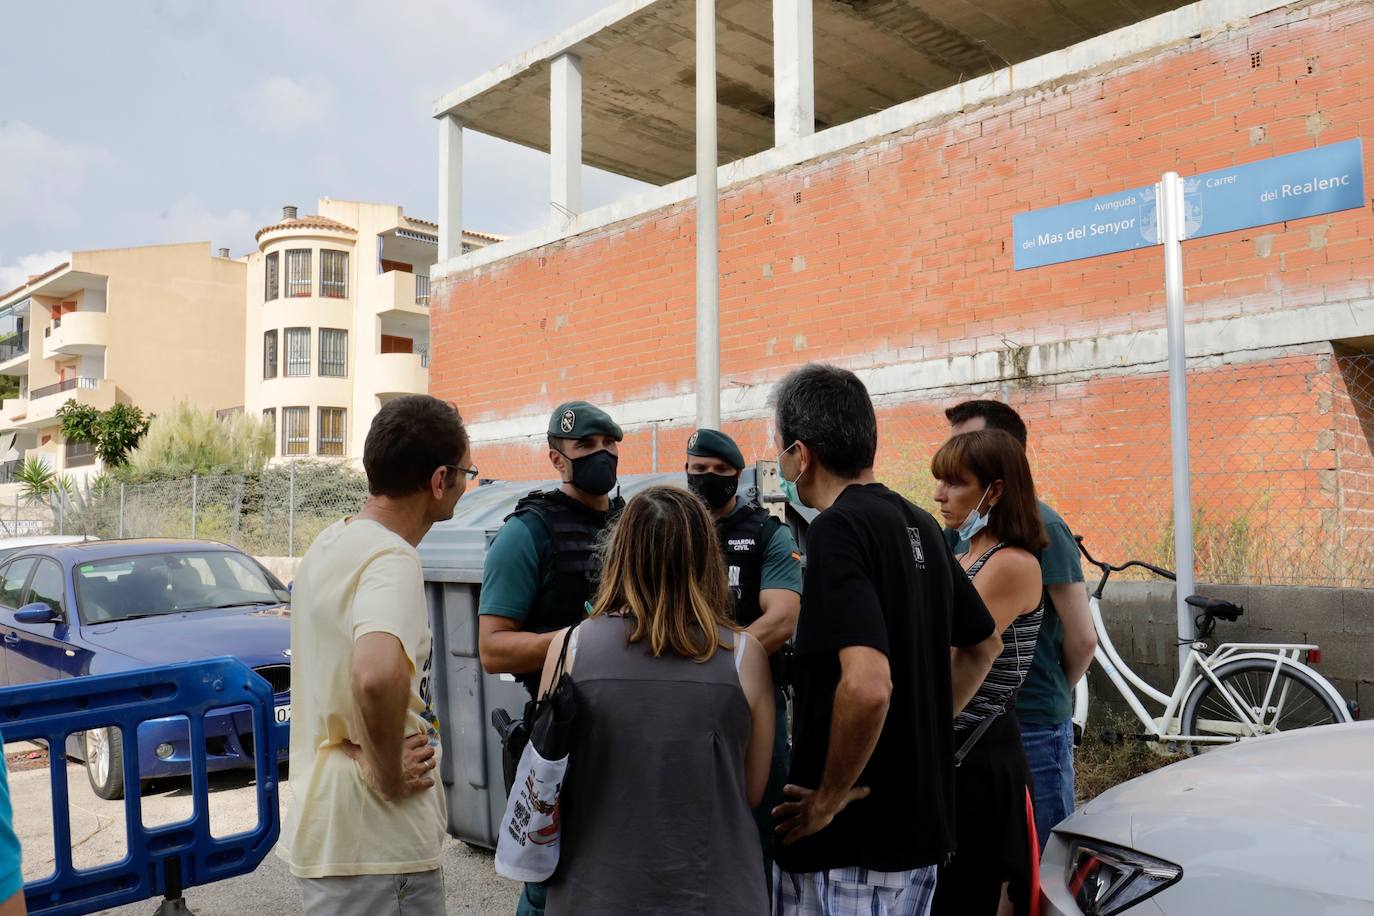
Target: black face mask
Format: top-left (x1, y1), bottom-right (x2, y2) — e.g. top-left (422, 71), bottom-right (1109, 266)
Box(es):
top-left (560, 448), bottom-right (619, 497)
top-left (687, 472), bottom-right (739, 510)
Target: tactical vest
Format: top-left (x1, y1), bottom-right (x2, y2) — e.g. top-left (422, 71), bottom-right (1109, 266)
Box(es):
top-left (506, 488), bottom-right (624, 694)
top-left (716, 503), bottom-right (781, 629)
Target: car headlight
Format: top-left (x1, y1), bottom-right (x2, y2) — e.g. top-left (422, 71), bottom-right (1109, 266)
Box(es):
top-left (1067, 837), bottom-right (1182, 915)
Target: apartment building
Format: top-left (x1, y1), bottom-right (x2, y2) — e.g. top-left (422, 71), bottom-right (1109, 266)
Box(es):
top-left (0, 242), bottom-right (246, 478)
top-left (243, 199), bottom-right (498, 462)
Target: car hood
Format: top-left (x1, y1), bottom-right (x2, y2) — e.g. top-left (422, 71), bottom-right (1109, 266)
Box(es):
top-left (80, 606), bottom-right (291, 669)
top-left (1079, 722), bottom-right (1374, 830)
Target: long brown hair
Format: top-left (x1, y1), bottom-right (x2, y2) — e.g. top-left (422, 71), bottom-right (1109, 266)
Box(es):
top-left (931, 429), bottom-right (1048, 552)
top-left (590, 485), bottom-right (738, 661)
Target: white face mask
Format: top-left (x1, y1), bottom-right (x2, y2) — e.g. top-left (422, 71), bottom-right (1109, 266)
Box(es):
top-left (955, 484), bottom-right (993, 553)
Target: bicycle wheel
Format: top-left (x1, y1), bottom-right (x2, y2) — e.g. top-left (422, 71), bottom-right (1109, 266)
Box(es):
top-left (1180, 657), bottom-right (1345, 755)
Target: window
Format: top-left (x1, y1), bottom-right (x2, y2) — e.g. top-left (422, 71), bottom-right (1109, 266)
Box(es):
top-left (265, 252), bottom-right (279, 301)
top-left (263, 330), bottom-right (278, 379)
top-left (0, 558), bottom-right (35, 608)
top-left (263, 408), bottom-right (276, 444)
top-left (317, 408), bottom-right (346, 457)
top-left (320, 250), bottom-right (348, 299)
top-left (285, 249), bottom-right (312, 297)
top-left (319, 328), bottom-right (347, 378)
top-left (26, 560), bottom-right (65, 619)
top-left (64, 440), bottom-right (95, 468)
top-left (282, 407), bottom-right (309, 456)
top-left (285, 327), bottom-right (310, 377)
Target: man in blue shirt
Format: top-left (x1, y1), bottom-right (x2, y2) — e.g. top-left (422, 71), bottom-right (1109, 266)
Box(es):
top-left (945, 400), bottom-right (1098, 848)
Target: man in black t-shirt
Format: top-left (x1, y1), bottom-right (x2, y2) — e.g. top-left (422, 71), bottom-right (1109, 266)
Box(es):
top-left (769, 364), bottom-right (1002, 916)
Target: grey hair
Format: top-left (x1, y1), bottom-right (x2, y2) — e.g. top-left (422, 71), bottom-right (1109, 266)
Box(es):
top-left (771, 363), bottom-right (877, 478)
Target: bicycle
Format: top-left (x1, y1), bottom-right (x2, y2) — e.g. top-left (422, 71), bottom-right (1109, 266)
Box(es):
top-left (1069, 537), bottom-right (1354, 755)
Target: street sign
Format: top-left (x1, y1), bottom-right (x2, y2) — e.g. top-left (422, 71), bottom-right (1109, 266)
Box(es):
top-left (1013, 184), bottom-right (1156, 270)
top-left (1013, 139), bottom-right (1366, 270)
top-left (1187, 138), bottom-right (1365, 240)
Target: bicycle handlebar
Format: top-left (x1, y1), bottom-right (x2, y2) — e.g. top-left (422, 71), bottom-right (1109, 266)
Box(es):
top-left (1075, 535), bottom-right (1176, 598)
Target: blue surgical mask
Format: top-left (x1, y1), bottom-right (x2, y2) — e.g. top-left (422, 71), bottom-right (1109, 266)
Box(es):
top-left (776, 441), bottom-right (805, 507)
top-left (955, 484), bottom-right (994, 554)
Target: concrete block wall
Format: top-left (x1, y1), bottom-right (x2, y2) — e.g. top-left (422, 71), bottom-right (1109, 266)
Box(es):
top-left (1089, 579), bottom-right (1374, 716)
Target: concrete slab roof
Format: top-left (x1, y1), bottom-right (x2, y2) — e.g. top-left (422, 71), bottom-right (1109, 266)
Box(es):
top-left (433, 0), bottom-right (1193, 185)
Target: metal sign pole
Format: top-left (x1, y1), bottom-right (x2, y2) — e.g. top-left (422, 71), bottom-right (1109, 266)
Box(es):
top-left (695, 0), bottom-right (720, 429)
top-left (1160, 171), bottom-right (1196, 671)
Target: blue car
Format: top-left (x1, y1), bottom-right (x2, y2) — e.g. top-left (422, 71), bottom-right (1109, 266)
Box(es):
top-left (0, 538), bottom-right (293, 799)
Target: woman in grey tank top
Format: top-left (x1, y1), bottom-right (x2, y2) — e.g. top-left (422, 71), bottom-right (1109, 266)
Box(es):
top-left (535, 486), bottom-right (775, 916)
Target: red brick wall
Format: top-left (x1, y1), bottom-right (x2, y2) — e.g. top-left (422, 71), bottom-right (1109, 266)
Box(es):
top-left (434, 1), bottom-right (1374, 423)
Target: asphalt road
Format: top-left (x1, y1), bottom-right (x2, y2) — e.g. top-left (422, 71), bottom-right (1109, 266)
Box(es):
top-left (7, 744), bottom-right (517, 915)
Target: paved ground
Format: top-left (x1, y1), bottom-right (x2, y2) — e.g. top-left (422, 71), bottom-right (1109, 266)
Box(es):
top-left (7, 743), bottom-right (517, 915)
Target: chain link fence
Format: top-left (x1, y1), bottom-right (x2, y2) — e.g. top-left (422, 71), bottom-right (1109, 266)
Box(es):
top-left (1, 462), bottom-right (370, 558)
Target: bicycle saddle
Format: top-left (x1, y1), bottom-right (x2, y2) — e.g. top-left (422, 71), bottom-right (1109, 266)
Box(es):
top-left (1185, 595), bottom-right (1243, 620)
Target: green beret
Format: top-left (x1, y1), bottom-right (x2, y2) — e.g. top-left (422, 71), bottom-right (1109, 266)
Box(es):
top-left (548, 401), bottom-right (623, 441)
top-left (686, 428), bottom-right (745, 470)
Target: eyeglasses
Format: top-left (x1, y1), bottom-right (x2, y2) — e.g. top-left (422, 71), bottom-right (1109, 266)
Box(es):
top-left (445, 464), bottom-right (480, 481)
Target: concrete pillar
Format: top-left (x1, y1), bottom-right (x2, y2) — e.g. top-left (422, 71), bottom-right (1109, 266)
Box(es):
top-left (550, 52), bottom-right (583, 220)
top-left (773, 0), bottom-right (815, 147)
top-left (438, 114), bottom-right (464, 262)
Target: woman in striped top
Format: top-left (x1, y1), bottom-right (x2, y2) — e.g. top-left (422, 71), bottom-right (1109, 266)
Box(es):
top-left (930, 429), bottom-right (1048, 916)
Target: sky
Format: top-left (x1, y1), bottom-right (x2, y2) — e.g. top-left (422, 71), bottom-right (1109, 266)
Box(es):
top-left (0, 0), bottom-right (650, 291)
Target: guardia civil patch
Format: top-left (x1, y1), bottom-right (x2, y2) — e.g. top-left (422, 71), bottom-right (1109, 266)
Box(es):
top-left (560, 409), bottom-right (576, 433)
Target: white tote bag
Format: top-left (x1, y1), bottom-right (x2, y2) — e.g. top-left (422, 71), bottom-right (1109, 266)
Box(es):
top-left (494, 627), bottom-right (577, 882)
top-left (494, 741), bottom-right (568, 882)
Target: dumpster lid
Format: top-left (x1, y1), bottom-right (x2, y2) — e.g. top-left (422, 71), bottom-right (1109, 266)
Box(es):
top-left (418, 467), bottom-right (800, 581)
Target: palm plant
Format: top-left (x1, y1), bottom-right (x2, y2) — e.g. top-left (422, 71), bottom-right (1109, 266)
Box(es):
top-left (14, 457), bottom-right (72, 505)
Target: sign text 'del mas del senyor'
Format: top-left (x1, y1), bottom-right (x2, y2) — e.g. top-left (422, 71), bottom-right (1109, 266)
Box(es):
top-left (1013, 139), bottom-right (1365, 270)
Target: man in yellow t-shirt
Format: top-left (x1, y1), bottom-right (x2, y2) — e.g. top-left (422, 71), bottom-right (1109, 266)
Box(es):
top-left (278, 395), bottom-right (475, 915)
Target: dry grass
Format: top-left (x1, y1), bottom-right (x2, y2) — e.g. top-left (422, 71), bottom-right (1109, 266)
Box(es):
top-left (1075, 708), bottom-right (1184, 803)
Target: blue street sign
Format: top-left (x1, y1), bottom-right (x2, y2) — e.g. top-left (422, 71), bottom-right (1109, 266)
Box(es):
top-left (1186, 138), bottom-right (1364, 240)
top-left (1013, 139), bottom-right (1366, 270)
top-left (1013, 184), bottom-right (1157, 270)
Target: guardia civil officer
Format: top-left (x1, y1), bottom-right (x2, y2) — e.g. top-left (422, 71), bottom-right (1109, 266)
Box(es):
top-left (684, 428), bottom-right (802, 871)
top-left (479, 401), bottom-right (624, 916)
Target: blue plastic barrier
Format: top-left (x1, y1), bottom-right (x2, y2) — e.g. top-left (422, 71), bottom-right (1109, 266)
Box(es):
top-left (0, 658), bottom-right (281, 915)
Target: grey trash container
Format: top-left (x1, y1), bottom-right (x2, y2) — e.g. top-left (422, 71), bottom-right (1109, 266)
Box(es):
top-left (418, 466), bottom-right (794, 848)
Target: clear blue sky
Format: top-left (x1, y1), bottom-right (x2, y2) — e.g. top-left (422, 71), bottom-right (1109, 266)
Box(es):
top-left (0, 0), bottom-right (647, 289)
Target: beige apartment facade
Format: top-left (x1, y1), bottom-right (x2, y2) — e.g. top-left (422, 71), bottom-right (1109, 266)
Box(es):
top-left (244, 199), bottom-right (496, 462)
top-left (0, 242), bottom-right (246, 478)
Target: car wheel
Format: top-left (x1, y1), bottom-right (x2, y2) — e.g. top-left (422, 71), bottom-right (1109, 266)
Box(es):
top-left (84, 727), bottom-right (126, 800)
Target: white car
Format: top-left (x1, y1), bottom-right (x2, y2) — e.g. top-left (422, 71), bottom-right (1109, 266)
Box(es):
top-left (1042, 721), bottom-right (1374, 915)
top-left (0, 534), bottom-right (94, 561)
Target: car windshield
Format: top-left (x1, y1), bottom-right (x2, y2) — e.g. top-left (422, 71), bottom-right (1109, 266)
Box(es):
top-left (73, 551), bottom-right (288, 625)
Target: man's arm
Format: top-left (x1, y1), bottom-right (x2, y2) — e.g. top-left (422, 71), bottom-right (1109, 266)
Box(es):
top-left (748, 522), bottom-right (804, 653)
top-left (479, 615), bottom-right (559, 676)
top-left (1049, 582), bottom-right (1097, 687)
top-left (747, 589), bottom-right (800, 654)
top-left (951, 633), bottom-right (1002, 716)
top-left (948, 540), bottom-right (1001, 716)
top-left (774, 645), bottom-right (889, 845)
top-left (348, 632), bottom-right (434, 801)
top-left (477, 517), bottom-right (548, 675)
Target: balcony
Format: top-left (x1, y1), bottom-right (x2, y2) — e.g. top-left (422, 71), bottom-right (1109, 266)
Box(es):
top-left (21, 377), bottom-right (116, 427)
top-left (372, 352), bottom-right (429, 397)
top-left (0, 334), bottom-right (28, 368)
top-left (366, 270), bottom-right (430, 318)
top-left (43, 311), bottom-right (109, 359)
